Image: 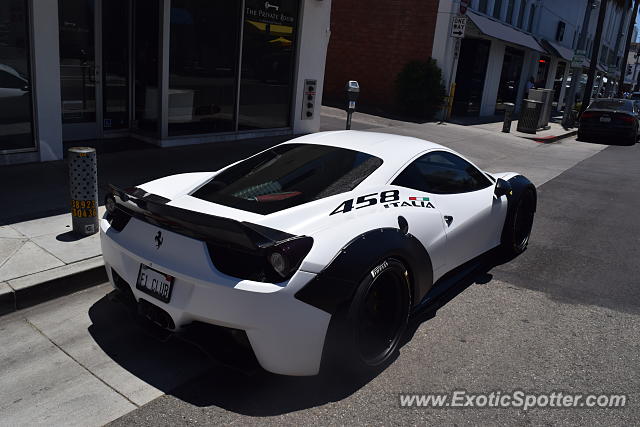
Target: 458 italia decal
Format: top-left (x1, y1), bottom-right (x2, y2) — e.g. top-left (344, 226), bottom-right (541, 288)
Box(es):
top-left (330, 190), bottom-right (435, 215)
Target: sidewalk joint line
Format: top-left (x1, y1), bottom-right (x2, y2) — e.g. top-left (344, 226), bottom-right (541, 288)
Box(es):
top-left (30, 240), bottom-right (68, 265)
top-left (24, 317), bottom-right (140, 409)
top-left (0, 239), bottom-right (28, 271)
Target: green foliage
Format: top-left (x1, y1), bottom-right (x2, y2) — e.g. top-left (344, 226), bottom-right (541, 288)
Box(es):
top-left (394, 58), bottom-right (446, 119)
top-left (574, 102), bottom-right (582, 113)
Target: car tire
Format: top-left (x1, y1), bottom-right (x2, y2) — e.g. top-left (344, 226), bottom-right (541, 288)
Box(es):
top-left (325, 258), bottom-right (411, 376)
top-left (577, 131), bottom-right (584, 141)
top-left (501, 188), bottom-right (536, 256)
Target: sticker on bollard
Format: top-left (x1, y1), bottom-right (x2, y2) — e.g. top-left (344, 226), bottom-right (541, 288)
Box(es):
top-left (68, 147), bottom-right (99, 236)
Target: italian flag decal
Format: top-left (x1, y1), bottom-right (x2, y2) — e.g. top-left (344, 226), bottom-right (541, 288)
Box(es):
top-left (409, 196), bottom-right (430, 201)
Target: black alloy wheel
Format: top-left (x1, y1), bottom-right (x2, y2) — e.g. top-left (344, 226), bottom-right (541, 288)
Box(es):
top-left (324, 258), bottom-right (412, 376)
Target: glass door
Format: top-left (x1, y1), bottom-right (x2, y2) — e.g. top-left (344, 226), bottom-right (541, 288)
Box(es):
top-left (0, 0), bottom-right (36, 153)
top-left (59, 0), bottom-right (101, 140)
top-left (102, 0), bottom-right (130, 131)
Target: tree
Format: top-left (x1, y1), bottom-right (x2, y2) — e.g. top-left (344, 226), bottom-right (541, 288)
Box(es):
top-left (617, 0), bottom-right (639, 97)
top-left (395, 59), bottom-right (446, 119)
top-left (580, 0), bottom-right (609, 115)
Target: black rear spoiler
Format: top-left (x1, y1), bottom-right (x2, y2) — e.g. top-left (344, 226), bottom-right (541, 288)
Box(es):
top-left (109, 185), bottom-right (295, 251)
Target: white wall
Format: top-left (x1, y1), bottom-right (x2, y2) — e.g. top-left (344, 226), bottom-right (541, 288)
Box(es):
top-left (293, 0), bottom-right (332, 134)
top-left (480, 40), bottom-right (505, 116)
top-left (31, 0), bottom-right (63, 162)
top-left (431, 0), bottom-right (458, 89)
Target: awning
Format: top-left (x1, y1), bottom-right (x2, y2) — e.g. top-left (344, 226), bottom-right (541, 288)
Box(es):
top-left (466, 10), bottom-right (545, 53)
top-left (541, 39), bottom-right (574, 62)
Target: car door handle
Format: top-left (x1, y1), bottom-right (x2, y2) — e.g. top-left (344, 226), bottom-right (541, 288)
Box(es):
top-left (444, 215), bottom-right (453, 227)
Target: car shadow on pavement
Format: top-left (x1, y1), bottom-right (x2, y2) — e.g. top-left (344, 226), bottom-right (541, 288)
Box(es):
top-left (87, 251), bottom-right (515, 416)
top-left (88, 295), bottom-right (379, 415)
top-left (405, 250), bottom-right (513, 344)
top-left (575, 135), bottom-right (638, 146)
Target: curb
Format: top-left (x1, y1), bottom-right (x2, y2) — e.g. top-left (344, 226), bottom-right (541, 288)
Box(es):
top-left (523, 130), bottom-right (578, 144)
top-left (0, 256), bottom-right (107, 316)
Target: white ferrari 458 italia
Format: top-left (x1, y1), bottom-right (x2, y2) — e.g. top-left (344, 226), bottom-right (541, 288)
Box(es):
top-left (101, 131), bottom-right (536, 376)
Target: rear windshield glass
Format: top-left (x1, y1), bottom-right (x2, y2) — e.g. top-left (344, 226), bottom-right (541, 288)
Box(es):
top-left (589, 99), bottom-right (633, 111)
top-left (191, 144), bottom-right (383, 215)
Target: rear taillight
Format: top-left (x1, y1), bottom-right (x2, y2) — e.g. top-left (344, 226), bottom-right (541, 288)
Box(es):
top-left (268, 237), bottom-right (314, 279)
top-left (105, 193), bottom-right (117, 214)
top-left (104, 192), bottom-right (131, 232)
top-left (615, 113), bottom-right (635, 123)
top-left (208, 236), bottom-right (313, 283)
top-left (581, 111), bottom-right (597, 120)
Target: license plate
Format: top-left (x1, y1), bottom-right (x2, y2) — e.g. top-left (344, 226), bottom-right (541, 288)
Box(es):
top-left (600, 116), bottom-right (611, 123)
top-left (136, 265), bottom-right (174, 303)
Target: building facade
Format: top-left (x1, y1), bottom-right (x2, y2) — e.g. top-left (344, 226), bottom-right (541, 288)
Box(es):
top-left (323, 0), bottom-right (440, 111)
top-left (432, 0), bottom-right (634, 117)
top-left (0, 0), bottom-right (332, 165)
top-left (624, 41), bottom-right (640, 92)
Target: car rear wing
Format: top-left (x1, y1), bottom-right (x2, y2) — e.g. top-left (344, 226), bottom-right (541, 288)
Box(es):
top-left (108, 185), bottom-right (295, 251)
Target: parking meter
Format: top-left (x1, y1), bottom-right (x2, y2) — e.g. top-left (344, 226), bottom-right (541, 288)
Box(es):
top-left (345, 81), bottom-right (360, 130)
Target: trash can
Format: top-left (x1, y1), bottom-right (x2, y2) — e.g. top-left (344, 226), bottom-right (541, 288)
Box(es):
top-left (516, 99), bottom-right (543, 134)
top-left (502, 103), bottom-right (515, 133)
top-left (528, 89), bottom-right (554, 130)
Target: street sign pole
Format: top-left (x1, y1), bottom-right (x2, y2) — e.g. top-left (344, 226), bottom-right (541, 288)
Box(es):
top-left (442, 14), bottom-right (466, 123)
top-left (443, 38), bottom-right (461, 122)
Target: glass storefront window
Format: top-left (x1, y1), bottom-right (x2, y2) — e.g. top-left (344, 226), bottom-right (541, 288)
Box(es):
top-left (495, 47), bottom-right (524, 114)
top-left (102, 0), bottom-right (130, 130)
top-left (134, 0), bottom-right (160, 134)
top-left (59, 0), bottom-right (97, 124)
top-left (238, 0), bottom-right (299, 130)
top-left (452, 38), bottom-right (491, 117)
top-left (536, 55), bottom-right (550, 88)
top-left (0, 0), bottom-right (35, 152)
top-left (553, 61), bottom-right (567, 103)
top-left (168, 0), bottom-right (241, 136)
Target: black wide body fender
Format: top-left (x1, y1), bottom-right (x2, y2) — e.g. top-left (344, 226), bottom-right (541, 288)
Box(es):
top-left (504, 174), bottom-right (537, 213)
top-left (295, 228), bottom-right (433, 315)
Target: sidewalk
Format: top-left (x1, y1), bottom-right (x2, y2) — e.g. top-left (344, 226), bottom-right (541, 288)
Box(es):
top-left (321, 106), bottom-right (577, 143)
top-left (0, 210), bottom-right (106, 314)
top-left (0, 108), bottom-right (600, 315)
top-left (456, 116), bottom-right (577, 143)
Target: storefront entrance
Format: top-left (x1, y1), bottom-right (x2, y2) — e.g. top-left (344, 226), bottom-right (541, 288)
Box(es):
top-left (59, 0), bottom-right (130, 140)
top-left (59, 0), bottom-right (300, 142)
top-left (452, 38), bottom-right (490, 117)
top-left (495, 46), bottom-right (524, 114)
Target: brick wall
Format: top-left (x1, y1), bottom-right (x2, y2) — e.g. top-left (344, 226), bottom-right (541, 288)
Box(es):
top-left (323, 0), bottom-right (440, 112)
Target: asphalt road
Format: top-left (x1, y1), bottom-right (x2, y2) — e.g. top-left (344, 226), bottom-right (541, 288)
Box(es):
top-left (101, 141), bottom-right (640, 425)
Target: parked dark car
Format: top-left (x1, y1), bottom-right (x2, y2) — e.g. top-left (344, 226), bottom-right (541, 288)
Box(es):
top-left (578, 98), bottom-right (639, 145)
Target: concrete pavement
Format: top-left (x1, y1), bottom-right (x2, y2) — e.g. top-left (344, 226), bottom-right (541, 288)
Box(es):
top-left (0, 209), bottom-right (106, 314)
top-left (0, 285), bottom-right (212, 427)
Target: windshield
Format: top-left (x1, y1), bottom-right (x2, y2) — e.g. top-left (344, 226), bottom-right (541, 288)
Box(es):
top-left (589, 99), bottom-right (633, 111)
top-left (191, 143), bottom-right (383, 214)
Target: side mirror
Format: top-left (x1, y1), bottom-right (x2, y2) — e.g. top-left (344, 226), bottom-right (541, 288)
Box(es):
top-left (494, 178), bottom-right (512, 198)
